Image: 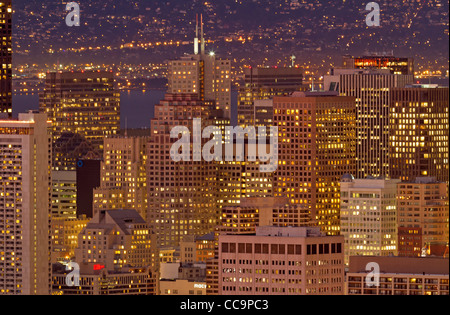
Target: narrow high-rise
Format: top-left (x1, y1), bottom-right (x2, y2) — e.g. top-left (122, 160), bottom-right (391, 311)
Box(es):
top-left (51, 170), bottom-right (77, 218)
top-left (0, 112), bottom-right (52, 295)
top-left (167, 15), bottom-right (231, 119)
top-left (0, 0), bottom-right (12, 117)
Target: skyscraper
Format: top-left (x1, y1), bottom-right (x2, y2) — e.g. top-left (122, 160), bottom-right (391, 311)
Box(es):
top-left (0, 0), bottom-right (12, 117)
top-left (0, 112), bottom-right (52, 295)
top-left (238, 67), bottom-right (304, 128)
top-left (146, 93), bottom-right (218, 248)
top-left (93, 135), bottom-right (149, 220)
top-left (273, 92), bottom-right (357, 235)
top-left (389, 85), bottom-right (449, 183)
top-left (167, 15), bottom-right (231, 119)
top-left (325, 68), bottom-right (414, 179)
top-left (216, 142), bottom-right (274, 209)
top-left (51, 170), bottom-right (77, 218)
top-left (39, 70), bottom-right (121, 170)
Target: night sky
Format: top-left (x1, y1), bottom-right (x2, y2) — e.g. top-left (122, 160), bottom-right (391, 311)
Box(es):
top-left (12, 0), bottom-right (449, 72)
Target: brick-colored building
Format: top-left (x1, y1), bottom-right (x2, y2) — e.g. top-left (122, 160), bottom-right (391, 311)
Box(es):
top-left (397, 177), bottom-right (449, 256)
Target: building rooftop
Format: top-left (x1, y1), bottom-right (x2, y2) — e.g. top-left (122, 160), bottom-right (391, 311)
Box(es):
top-left (86, 209), bottom-right (147, 235)
top-left (348, 256), bottom-right (449, 275)
top-left (400, 177), bottom-right (442, 184)
top-left (195, 232), bottom-right (215, 242)
top-left (404, 84), bottom-right (445, 89)
top-left (255, 226), bottom-right (325, 238)
top-left (291, 91), bottom-right (339, 97)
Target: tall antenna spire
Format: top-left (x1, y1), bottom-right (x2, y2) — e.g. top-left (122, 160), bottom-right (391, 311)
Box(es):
top-left (196, 14), bottom-right (199, 38)
top-left (200, 14), bottom-right (205, 55)
top-left (194, 14), bottom-right (199, 55)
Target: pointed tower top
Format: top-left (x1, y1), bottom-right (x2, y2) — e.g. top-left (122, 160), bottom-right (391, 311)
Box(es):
top-left (194, 14), bottom-right (199, 55)
top-left (200, 14), bottom-right (205, 55)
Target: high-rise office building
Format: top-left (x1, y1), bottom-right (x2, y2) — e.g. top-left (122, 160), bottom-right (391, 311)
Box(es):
top-left (390, 85), bottom-right (449, 184)
top-left (273, 92), bottom-right (357, 235)
top-left (0, 112), bottom-right (52, 295)
top-left (238, 67), bottom-right (304, 128)
top-left (146, 93), bottom-right (218, 248)
top-left (93, 136), bottom-right (149, 220)
top-left (218, 226), bottom-right (345, 295)
top-left (51, 171), bottom-right (77, 218)
top-left (342, 54), bottom-right (414, 75)
top-left (217, 142), bottom-right (274, 209)
top-left (39, 71), bottom-right (120, 170)
top-left (340, 175), bottom-right (400, 265)
top-left (325, 68), bottom-right (413, 179)
top-left (0, 0), bottom-right (11, 117)
top-left (167, 15), bottom-right (231, 119)
top-left (397, 177), bottom-right (449, 257)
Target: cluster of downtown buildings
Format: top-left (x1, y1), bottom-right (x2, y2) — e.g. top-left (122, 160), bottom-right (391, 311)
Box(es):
top-left (1, 2), bottom-right (449, 296)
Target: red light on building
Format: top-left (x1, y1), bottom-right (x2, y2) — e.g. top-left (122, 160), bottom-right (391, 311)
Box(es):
top-left (93, 264), bottom-right (105, 271)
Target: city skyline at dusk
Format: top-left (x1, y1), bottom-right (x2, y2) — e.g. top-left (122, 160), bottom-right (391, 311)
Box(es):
top-left (0, 0), bottom-right (449, 300)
